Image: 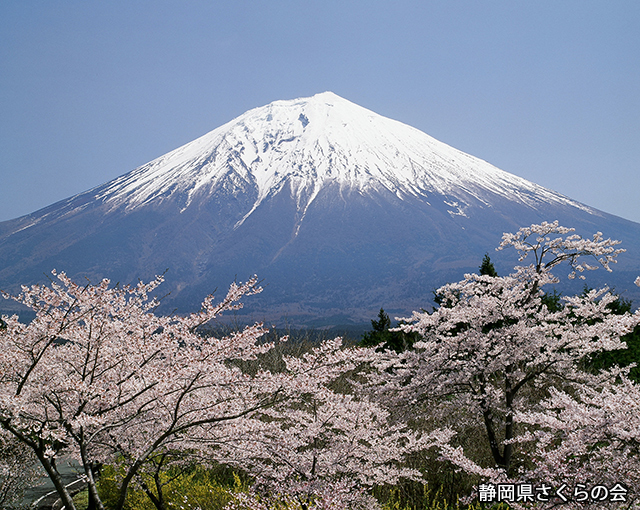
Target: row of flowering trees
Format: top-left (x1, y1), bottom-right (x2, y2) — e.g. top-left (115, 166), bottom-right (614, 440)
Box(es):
top-left (1, 221), bottom-right (640, 509)
top-left (0, 271), bottom-right (438, 510)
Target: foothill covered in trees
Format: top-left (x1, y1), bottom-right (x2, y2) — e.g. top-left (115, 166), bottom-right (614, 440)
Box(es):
top-left (1, 221), bottom-right (640, 510)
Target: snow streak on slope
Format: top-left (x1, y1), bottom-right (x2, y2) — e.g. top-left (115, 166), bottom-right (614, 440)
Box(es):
top-left (93, 92), bottom-right (595, 224)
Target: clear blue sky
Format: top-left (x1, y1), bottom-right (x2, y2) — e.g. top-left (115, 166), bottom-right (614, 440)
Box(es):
top-left (1, 1), bottom-right (639, 223)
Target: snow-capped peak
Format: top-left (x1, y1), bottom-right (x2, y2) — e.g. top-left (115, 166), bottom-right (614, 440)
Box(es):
top-left (93, 92), bottom-right (594, 222)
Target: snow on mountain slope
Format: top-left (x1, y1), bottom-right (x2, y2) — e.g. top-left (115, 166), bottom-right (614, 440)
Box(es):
top-left (2, 92), bottom-right (637, 324)
top-left (92, 92), bottom-right (596, 223)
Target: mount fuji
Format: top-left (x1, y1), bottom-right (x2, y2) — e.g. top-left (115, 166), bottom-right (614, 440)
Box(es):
top-left (1, 92), bottom-right (639, 324)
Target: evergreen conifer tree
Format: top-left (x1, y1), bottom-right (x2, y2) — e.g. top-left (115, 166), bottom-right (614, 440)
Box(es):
top-left (479, 253), bottom-right (498, 277)
top-left (360, 308), bottom-right (415, 352)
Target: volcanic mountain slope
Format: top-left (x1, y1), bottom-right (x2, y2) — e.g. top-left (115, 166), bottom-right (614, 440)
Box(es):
top-left (1, 92), bottom-right (639, 324)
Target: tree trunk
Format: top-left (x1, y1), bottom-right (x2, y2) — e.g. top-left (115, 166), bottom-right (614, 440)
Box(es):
top-left (84, 463), bottom-right (104, 510)
top-left (34, 449), bottom-right (77, 510)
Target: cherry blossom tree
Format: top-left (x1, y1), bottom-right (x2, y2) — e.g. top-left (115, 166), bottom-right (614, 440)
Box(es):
top-left (200, 338), bottom-right (447, 510)
top-left (0, 271), bottom-right (284, 510)
top-left (514, 368), bottom-right (640, 509)
top-left (379, 221), bottom-right (639, 482)
top-left (0, 272), bottom-right (438, 510)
